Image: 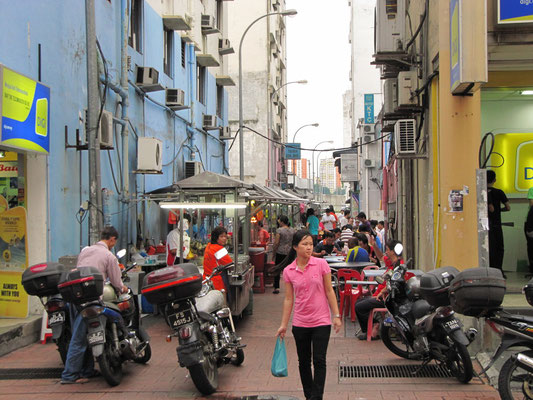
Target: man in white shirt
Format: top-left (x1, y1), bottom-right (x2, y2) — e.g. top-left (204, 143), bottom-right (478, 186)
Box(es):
top-left (321, 208), bottom-right (336, 231)
top-left (166, 218), bottom-right (191, 265)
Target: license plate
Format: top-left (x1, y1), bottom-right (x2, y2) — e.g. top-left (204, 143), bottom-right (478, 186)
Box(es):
top-left (48, 312), bottom-right (65, 326)
top-left (87, 330), bottom-right (105, 345)
top-left (168, 306), bottom-right (193, 329)
top-left (443, 319), bottom-right (461, 332)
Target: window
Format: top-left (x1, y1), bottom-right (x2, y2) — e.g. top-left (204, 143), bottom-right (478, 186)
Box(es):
top-left (216, 85), bottom-right (223, 118)
top-left (181, 39), bottom-right (186, 69)
top-left (128, 0), bottom-right (142, 52)
top-left (197, 66), bottom-right (206, 104)
top-left (163, 28), bottom-right (173, 77)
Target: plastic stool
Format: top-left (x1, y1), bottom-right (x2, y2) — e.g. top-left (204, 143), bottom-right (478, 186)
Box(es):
top-left (253, 272), bottom-right (265, 294)
top-left (367, 308), bottom-right (387, 342)
top-left (40, 309), bottom-right (53, 344)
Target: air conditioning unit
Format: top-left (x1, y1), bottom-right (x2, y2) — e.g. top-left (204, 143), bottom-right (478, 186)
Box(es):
top-left (375, 0), bottom-right (406, 53)
top-left (364, 159), bottom-right (376, 168)
top-left (384, 78), bottom-right (398, 114)
top-left (220, 126), bottom-right (232, 140)
top-left (362, 124), bottom-right (375, 135)
top-left (363, 135), bottom-right (374, 144)
top-left (203, 114), bottom-right (217, 130)
top-left (137, 137), bottom-right (163, 172)
top-left (394, 119), bottom-right (416, 155)
top-left (135, 66), bottom-right (159, 86)
top-left (398, 71), bottom-right (418, 107)
top-left (84, 109), bottom-right (114, 148)
top-left (185, 161), bottom-right (203, 178)
top-left (165, 88), bottom-right (185, 107)
top-left (201, 15), bottom-right (215, 30)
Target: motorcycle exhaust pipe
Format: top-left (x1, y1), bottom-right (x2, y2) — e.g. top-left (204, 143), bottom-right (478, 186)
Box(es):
top-left (514, 353), bottom-right (533, 374)
top-left (466, 328), bottom-right (478, 343)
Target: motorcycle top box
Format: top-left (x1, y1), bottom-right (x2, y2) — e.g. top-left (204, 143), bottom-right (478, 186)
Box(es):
top-left (58, 267), bottom-right (104, 304)
top-left (419, 266), bottom-right (459, 307)
top-left (449, 267), bottom-right (506, 317)
top-left (22, 262), bottom-right (70, 297)
top-left (525, 277), bottom-right (533, 306)
top-left (141, 263), bottom-right (203, 305)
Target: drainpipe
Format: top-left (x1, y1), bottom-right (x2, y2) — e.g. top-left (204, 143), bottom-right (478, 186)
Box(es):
top-left (86, 0), bottom-right (102, 244)
top-left (121, 0), bottom-right (130, 248)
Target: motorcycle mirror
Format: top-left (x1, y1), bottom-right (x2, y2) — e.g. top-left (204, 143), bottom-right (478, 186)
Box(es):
top-left (393, 243), bottom-right (403, 256)
top-left (116, 249), bottom-right (127, 259)
top-left (214, 247), bottom-right (228, 260)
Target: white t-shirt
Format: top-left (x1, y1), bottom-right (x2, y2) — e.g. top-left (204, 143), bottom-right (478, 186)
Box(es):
top-left (166, 228), bottom-right (191, 264)
top-left (339, 215), bottom-right (348, 228)
top-left (321, 214), bottom-right (336, 230)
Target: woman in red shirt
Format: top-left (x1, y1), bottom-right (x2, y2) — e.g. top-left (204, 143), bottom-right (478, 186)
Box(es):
top-left (203, 226), bottom-right (233, 291)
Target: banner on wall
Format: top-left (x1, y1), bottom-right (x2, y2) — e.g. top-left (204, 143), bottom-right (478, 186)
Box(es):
top-left (498, 0), bottom-right (533, 24)
top-left (0, 271), bottom-right (27, 318)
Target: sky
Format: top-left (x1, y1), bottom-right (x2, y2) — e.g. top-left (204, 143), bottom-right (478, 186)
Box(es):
top-left (285, 0), bottom-right (352, 170)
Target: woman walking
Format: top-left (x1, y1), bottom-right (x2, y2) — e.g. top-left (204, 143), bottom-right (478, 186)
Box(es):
top-left (272, 215), bottom-right (294, 294)
top-left (276, 229), bottom-right (342, 400)
top-left (305, 208), bottom-right (320, 245)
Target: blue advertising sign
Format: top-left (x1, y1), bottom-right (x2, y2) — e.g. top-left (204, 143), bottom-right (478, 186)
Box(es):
top-left (364, 94), bottom-right (374, 124)
top-left (450, 0), bottom-right (461, 93)
top-left (285, 143), bottom-right (301, 160)
top-left (498, 0), bottom-right (533, 24)
top-left (0, 65), bottom-right (50, 154)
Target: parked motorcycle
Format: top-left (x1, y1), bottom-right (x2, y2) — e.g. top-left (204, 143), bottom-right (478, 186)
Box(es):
top-left (141, 247), bottom-right (245, 395)
top-left (21, 262), bottom-right (72, 364)
top-left (58, 250), bottom-right (151, 386)
top-left (377, 247), bottom-right (475, 383)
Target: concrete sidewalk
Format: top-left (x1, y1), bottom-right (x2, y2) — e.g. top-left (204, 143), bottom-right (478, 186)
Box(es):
top-left (0, 284), bottom-right (499, 400)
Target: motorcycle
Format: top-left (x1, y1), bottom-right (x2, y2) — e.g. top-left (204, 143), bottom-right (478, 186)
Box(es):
top-left (142, 247), bottom-right (245, 395)
top-left (58, 249), bottom-right (151, 386)
top-left (377, 245), bottom-right (475, 383)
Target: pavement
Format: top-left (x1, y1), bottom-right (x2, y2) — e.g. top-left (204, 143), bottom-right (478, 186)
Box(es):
top-left (0, 283), bottom-right (500, 400)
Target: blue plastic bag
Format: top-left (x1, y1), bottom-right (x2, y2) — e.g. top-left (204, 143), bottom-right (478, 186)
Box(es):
top-left (271, 337), bottom-right (288, 377)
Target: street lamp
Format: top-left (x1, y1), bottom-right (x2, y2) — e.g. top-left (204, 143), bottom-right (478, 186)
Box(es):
top-left (268, 79), bottom-right (307, 187)
top-left (292, 122), bottom-right (319, 143)
top-left (312, 140), bottom-right (333, 199)
top-left (238, 8), bottom-right (298, 181)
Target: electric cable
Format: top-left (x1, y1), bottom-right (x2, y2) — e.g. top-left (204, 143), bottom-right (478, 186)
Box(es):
top-left (228, 128), bottom-right (241, 151)
top-left (405, 6), bottom-right (427, 51)
top-left (479, 131), bottom-right (504, 169)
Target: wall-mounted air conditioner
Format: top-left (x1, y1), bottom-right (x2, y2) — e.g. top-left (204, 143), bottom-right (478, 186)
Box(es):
top-left (85, 109), bottom-right (114, 148)
top-left (203, 114), bottom-right (217, 130)
top-left (220, 126), bottom-right (232, 140)
top-left (185, 161), bottom-right (203, 178)
top-left (363, 135), bottom-right (374, 144)
top-left (135, 66), bottom-right (159, 86)
top-left (384, 78), bottom-right (398, 114)
top-left (218, 39), bottom-right (234, 55)
top-left (375, 0), bottom-right (406, 53)
top-left (137, 137), bottom-right (163, 172)
top-left (394, 119), bottom-right (416, 155)
top-left (201, 15), bottom-right (215, 30)
top-left (364, 159), bottom-right (376, 168)
top-left (362, 124), bottom-right (375, 135)
top-left (165, 88), bottom-right (185, 107)
top-left (398, 71), bottom-right (418, 107)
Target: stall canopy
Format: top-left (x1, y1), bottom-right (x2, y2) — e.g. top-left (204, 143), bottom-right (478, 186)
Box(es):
top-left (249, 184), bottom-right (307, 205)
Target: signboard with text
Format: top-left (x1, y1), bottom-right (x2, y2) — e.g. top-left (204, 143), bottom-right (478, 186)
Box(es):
top-left (285, 143), bottom-right (301, 160)
top-left (340, 153), bottom-right (358, 182)
top-left (364, 94), bottom-right (374, 124)
top-left (498, 0), bottom-right (533, 24)
top-left (0, 65), bottom-right (50, 154)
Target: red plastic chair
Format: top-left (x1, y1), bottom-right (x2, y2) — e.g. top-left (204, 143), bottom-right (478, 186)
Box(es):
top-left (361, 266), bottom-right (380, 296)
top-left (337, 269), bottom-right (362, 322)
top-left (367, 307), bottom-right (388, 342)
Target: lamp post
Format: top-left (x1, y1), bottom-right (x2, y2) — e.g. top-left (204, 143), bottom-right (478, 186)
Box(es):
top-left (292, 122), bottom-right (319, 143)
top-left (268, 79), bottom-right (307, 187)
top-left (238, 9), bottom-right (297, 181)
top-left (311, 140), bottom-right (333, 200)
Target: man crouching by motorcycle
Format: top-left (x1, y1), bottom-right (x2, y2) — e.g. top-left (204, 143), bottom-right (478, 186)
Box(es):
top-left (61, 226), bottom-right (128, 384)
top-left (354, 239), bottom-right (403, 340)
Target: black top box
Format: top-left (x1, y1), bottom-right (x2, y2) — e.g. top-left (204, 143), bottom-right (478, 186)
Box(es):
top-left (141, 263), bottom-right (203, 305)
top-left (22, 263), bottom-right (70, 297)
top-left (58, 267), bottom-right (104, 304)
top-left (419, 266), bottom-right (459, 307)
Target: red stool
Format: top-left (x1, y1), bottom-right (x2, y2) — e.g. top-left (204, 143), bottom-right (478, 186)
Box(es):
top-left (337, 269), bottom-right (362, 322)
top-left (253, 272), bottom-right (265, 293)
top-left (367, 308), bottom-right (388, 341)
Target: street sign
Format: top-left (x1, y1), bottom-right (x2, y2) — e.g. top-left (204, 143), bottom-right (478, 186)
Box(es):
top-left (285, 143), bottom-right (301, 160)
top-left (364, 94), bottom-right (374, 124)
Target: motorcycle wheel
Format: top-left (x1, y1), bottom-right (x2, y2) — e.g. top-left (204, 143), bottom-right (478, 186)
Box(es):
top-left (445, 340), bottom-right (473, 384)
top-left (133, 342), bottom-right (152, 364)
top-left (56, 326), bottom-right (71, 365)
top-left (97, 341), bottom-right (123, 387)
top-left (230, 348), bottom-right (245, 366)
top-left (188, 334), bottom-right (219, 395)
top-left (498, 350), bottom-right (533, 400)
top-left (380, 323), bottom-right (420, 360)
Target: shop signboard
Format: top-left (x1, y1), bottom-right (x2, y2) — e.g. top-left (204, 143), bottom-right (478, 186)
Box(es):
top-left (285, 143), bottom-right (301, 160)
top-left (340, 153), bottom-right (358, 182)
top-left (488, 133), bottom-right (533, 196)
top-left (498, 0), bottom-right (533, 24)
top-left (364, 94), bottom-right (374, 124)
top-left (0, 64), bottom-right (50, 154)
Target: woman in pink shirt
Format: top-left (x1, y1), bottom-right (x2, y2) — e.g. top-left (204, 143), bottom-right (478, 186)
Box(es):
top-left (276, 230), bottom-right (342, 400)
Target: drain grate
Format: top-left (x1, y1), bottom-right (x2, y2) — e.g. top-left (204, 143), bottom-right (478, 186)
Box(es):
top-left (0, 368), bottom-right (63, 380)
top-left (339, 364), bottom-right (454, 379)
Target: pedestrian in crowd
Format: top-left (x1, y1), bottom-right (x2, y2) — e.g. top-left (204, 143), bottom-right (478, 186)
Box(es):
top-left (166, 215), bottom-right (191, 266)
top-left (306, 208), bottom-right (320, 245)
top-left (377, 220), bottom-right (386, 249)
top-left (356, 233), bottom-right (381, 265)
top-left (370, 220), bottom-right (384, 251)
top-left (487, 170), bottom-right (510, 277)
top-left (346, 237), bottom-right (370, 262)
top-left (203, 226), bottom-right (233, 301)
top-left (313, 231), bottom-right (337, 257)
top-left (255, 220), bottom-right (271, 246)
top-left (339, 210), bottom-right (351, 228)
top-left (525, 187), bottom-right (533, 277)
top-left (339, 224), bottom-right (354, 247)
top-left (272, 215), bottom-right (294, 294)
top-left (276, 229), bottom-right (342, 400)
top-left (321, 207), bottom-right (337, 231)
top-left (61, 226), bottom-right (127, 384)
top-left (356, 212), bottom-right (371, 230)
top-left (331, 228), bottom-right (343, 251)
top-left (354, 239), bottom-right (403, 340)
top-left (358, 223), bottom-right (382, 253)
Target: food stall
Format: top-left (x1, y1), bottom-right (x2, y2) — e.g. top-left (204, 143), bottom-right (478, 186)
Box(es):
top-left (142, 171), bottom-right (255, 316)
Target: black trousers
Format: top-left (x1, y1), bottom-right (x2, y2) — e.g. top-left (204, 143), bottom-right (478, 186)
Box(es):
top-left (273, 253), bottom-right (288, 290)
top-left (354, 297), bottom-right (384, 333)
top-left (527, 231), bottom-right (533, 274)
top-left (292, 325), bottom-right (331, 400)
top-left (489, 225), bottom-right (504, 271)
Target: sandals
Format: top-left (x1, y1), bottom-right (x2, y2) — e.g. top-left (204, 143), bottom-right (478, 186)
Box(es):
top-left (60, 377), bottom-right (89, 384)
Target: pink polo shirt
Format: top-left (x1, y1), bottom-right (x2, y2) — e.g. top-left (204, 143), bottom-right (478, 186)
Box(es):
top-left (283, 256), bottom-right (332, 328)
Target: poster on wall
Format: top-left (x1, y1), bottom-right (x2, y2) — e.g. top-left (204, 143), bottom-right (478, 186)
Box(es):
top-left (498, 0), bottom-right (533, 24)
top-left (0, 194), bottom-right (28, 318)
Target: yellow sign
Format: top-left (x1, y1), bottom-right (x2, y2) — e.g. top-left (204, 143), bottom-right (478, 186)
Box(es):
top-left (489, 133), bottom-right (533, 195)
top-left (0, 271), bottom-right (28, 318)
